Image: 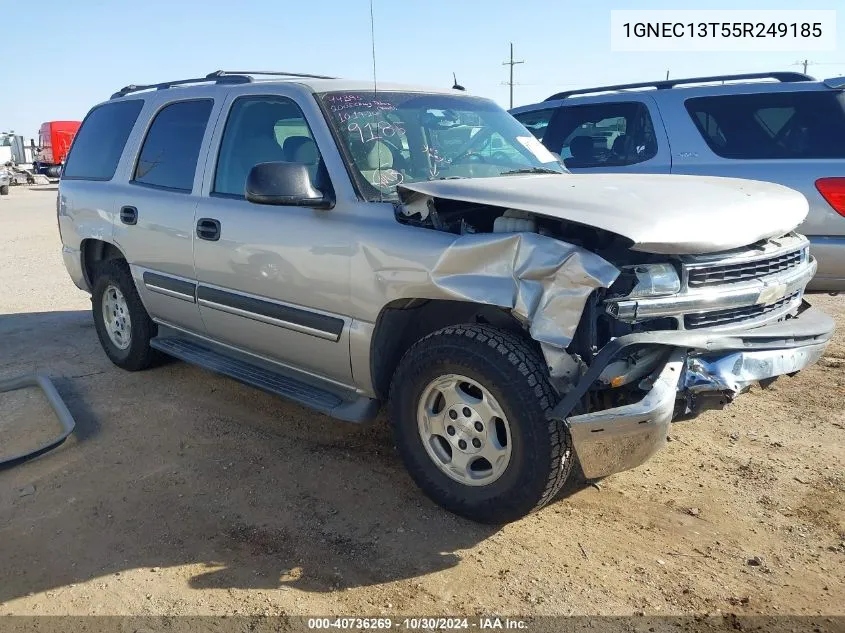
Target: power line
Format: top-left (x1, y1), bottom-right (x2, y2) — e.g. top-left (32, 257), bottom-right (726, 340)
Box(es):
top-left (502, 42), bottom-right (524, 109)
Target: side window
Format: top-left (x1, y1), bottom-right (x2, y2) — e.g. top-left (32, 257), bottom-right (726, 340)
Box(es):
top-left (694, 111), bottom-right (727, 149)
top-left (133, 100), bottom-right (213, 191)
top-left (548, 102), bottom-right (658, 169)
top-left (214, 96), bottom-right (321, 197)
top-left (62, 100), bottom-right (143, 180)
top-left (512, 108), bottom-right (555, 141)
top-left (685, 92), bottom-right (845, 159)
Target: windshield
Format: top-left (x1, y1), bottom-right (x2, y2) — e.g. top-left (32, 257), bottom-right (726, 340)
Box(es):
top-left (319, 91), bottom-right (566, 200)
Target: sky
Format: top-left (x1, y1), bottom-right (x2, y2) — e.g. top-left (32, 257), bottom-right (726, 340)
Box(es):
top-left (2, 0), bottom-right (843, 140)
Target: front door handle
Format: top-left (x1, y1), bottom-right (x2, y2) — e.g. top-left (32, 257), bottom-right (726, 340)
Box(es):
top-left (196, 218), bottom-right (221, 241)
top-left (120, 206), bottom-right (138, 225)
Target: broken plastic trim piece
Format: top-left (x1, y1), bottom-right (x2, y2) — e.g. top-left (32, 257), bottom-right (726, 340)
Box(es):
top-left (0, 373), bottom-right (76, 468)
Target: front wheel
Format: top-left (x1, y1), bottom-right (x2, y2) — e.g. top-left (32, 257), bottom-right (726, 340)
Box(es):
top-left (389, 324), bottom-right (574, 524)
top-left (0, 184), bottom-right (9, 195)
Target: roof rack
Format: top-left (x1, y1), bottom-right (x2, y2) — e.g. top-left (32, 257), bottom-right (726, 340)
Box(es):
top-left (544, 72), bottom-right (814, 101)
top-left (824, 76), bottom-right (845, 89)
top-left (111, 74), bottom-right (251, 99)
top-left (111, 69), bottom-right (337, 99)
top-left (208, 70), bottom-right (337, 80)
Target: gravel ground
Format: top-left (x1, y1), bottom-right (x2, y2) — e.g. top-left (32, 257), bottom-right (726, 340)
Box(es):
top-left (0, 186), bottom-right (842, 617)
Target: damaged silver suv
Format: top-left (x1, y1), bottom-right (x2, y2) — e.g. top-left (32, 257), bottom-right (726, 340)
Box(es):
top-left (58, 71), bottom-right (833, 523)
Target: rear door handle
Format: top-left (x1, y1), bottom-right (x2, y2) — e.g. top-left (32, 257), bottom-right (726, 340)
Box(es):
top-left (119, 206), bottom-right (138, 225)
top-left (196, 218), bottom-right (221, 241)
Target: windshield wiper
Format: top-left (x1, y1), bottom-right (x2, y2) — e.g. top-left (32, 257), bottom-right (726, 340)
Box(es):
top-left (500, 167), bottom-right (564, 176)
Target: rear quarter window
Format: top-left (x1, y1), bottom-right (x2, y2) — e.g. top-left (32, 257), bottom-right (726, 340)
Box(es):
top-left (685, 91), bottom-right (845, 159)
top-left (62, 100), bottom-right (143, 181)
top-left (133, 99), bottom-right (213, 192)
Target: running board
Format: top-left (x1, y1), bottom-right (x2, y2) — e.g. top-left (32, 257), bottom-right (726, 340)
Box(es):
top-left (150, 336), bottom-right (378, 423)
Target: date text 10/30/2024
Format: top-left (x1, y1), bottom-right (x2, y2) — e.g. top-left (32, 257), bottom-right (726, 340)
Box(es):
top-left (307, 617), bottom-right (528, 630)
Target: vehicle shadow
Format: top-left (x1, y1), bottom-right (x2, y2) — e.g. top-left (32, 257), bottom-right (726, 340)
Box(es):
top-left (0, 309), bottom-right (501, 602)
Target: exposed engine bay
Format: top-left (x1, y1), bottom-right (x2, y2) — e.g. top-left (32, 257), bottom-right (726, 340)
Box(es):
top-left (397, 195), bottom-right (642, 263)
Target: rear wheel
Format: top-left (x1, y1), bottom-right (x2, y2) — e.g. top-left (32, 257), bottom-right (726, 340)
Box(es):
top-left (389, 324), bottom-right (574, 524)
top-left (91, 260), bottom-right (160, 371)
top-left (0, 185), bottom-right (9, 195)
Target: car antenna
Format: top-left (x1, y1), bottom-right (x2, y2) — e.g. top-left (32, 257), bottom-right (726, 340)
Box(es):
top-left (368, 0), bottom-right (385, 202)
top-left (452, 73), bottom-right (466, 91)
top-left (369, 0), bottom-right (378, 95)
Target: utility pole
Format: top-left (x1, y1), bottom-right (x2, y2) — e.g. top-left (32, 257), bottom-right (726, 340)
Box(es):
top-left (795, 59), bottom-right (812, 74)
top-left (502, 42), bottom-right (524, 109)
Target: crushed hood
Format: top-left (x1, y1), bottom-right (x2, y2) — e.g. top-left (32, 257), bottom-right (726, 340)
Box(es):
top-left (397, 173), bottom-right (809, 255)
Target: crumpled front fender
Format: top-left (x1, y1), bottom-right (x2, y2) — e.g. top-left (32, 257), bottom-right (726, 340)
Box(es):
top-left (424, 232), bottom-right (619, 376)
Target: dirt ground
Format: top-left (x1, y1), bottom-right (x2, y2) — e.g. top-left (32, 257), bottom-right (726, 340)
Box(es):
top-left (0, 186), bottom-right (842, 617)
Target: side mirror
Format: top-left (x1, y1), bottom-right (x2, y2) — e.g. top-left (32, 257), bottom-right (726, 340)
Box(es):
top-left (245, 162), bottom-right (333, 209)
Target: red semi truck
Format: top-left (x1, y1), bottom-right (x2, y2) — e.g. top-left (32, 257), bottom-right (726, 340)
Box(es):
top-left (36, 121), bottom-right (81, 177)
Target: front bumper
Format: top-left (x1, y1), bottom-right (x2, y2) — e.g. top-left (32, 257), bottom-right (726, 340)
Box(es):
top-left (553, 303), bottom-right (834, 479)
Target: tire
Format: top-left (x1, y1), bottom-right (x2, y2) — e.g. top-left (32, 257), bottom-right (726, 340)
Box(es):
top-left (389, 324), bottom-right (574, 524)
top-left (46, 166), bottom-right (62, 179)
top-left (91, 259), bottom-right (160, 371)
top-left (0, 185), bottom-right (9, 195)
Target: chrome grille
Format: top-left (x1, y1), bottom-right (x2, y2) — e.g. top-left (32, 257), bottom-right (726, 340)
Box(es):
top-left (687, 249), bottom-right (803, 287)
top-left (684, 292), bottom-right (800, 329)
top-left (605, 234), bottom-right (813, 330)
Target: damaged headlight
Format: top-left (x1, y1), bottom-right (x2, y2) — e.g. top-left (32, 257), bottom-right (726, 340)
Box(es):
top-left (623, 263), bottom-right (681, 298)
